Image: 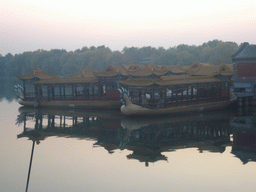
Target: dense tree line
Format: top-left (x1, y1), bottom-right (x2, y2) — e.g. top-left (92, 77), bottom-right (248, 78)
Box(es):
top-left (0, 40), bottom-right (239, 77)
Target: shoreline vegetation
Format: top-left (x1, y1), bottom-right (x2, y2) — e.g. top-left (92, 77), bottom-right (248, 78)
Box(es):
top-left (0, 40), bottom-right (238, 78)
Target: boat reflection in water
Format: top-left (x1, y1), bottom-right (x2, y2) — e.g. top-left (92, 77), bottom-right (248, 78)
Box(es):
top-left (230, 112), bottom-right (256, 164)
top-left (18, 107), bottom-right (236, 162)
top-left (121, 111), bottom-right (233, 166)
top-left (16, 107), bottom-right (256, 190)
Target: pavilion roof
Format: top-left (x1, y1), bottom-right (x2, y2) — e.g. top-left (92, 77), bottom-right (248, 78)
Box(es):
top-left (165, 65), bottom-right (186, 73)
top-left (68, 68), bottom-right (96, 78)
top-left (120, 75), bottom-right (221, 87)
top-left (127, 64), bottom-right (186, 77)
top-left (94, 64), bottom-right (186, 78)
top-left (34, 76), bottom-right (98, 84)
top-left (225, 64), bottom-right (234, 70)
top-left (184, 63), bottom-right (234, 76)
top-left (183, 62), bottom-right (214, 73)
top-left (158, 75), bottom-right (221, 86)
top-left (127, 65), bottom-right (156, 76)
top-left (112, 65), bottom-right (129, 76)
top-left (17, 68), bottom-right (58, 80)
top-left (94, 65), bottom-right (128, 77)
top-left (119, 64), bottom-right (141, 71)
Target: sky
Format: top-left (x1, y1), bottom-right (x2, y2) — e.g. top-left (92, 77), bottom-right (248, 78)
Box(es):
top-left (1, 0), bottom-right (256, 56)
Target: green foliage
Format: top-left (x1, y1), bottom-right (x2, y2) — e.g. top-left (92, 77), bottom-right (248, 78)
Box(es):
top-left (0, 55), bottom-right (6, 76)
top-left (1, 40), bottom-right (239, 77)
top-left (154, 48), bottom-right (177, 65)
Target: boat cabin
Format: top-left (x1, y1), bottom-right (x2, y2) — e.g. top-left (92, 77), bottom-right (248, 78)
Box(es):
top-left (16, 64), bottom-right (234, 109)
top-left (120, 75), bottom-right (230, 109)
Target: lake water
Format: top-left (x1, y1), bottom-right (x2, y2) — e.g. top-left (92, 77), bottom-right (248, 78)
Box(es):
top-left (1, 80), bottom-right (256, 192)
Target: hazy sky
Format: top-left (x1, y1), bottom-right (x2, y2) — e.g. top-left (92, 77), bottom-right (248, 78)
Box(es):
top-left (1, 0), bottom-right (256, 56)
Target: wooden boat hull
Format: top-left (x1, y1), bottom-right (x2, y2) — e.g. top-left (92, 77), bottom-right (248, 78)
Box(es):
top-left (120, 93), bottom-right (237, 116)
top-left (18, 99), bottom-right (121, 109)
top-left (18, 106), bottom-right (124, 119)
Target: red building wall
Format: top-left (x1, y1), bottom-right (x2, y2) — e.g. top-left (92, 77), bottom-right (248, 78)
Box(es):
top-left (237, 62), bottom-right (256, 77)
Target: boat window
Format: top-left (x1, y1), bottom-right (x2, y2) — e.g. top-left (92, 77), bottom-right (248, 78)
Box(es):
top-left (221, 82), bottom-right (229, 90)
top-left (102, 85), bottom-right (106, 94)
top-left (54, 86), bottom-right (60, 96)
top-left (75, 86), bottom-right (84, 95)
top-left (25, 84), bottom-right (34, 93)
top-left (89, 87), bottom-right (93, 95)
top-left (107, 82), bottom-right (117, 90)
top-left (94, 86), bottom-right (99, 94)
top-left (234, 88), bottom-right (245, 93)
top-left (65, 86), bottom-right (73, 95)
top-left (42, 85), bottom-right (48, 98)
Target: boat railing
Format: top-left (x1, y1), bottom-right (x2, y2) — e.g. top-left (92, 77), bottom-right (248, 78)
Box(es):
top-left (131, 94), bottom-right (231, 109)
top-left (25, 92), bottom-right (35, 98)
top-left (36, 94), bottom-right (120, 102)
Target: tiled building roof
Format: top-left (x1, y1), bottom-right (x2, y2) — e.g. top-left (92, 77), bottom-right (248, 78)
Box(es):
top-left (97, 64), bottom-right (187, 77)
top-left (232, 42), bottom-right (256, 62)
top-left (94, 65), bottom-right (129, 77)
top-left (184, 62), bottom-right (234, 77)
top-left (120, 75), bottom-right (221, 87)
top-left (35, 77), bottom-right (98, 84)
top-left (17, 68), bottom-right (58, 80)
top-left (68, 68), bottom-right (96, 78)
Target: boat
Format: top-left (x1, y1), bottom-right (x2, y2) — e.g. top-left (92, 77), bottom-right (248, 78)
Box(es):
top-left (119, 75), bottom-right (237, 116)
top-left (16, 64), bottom-right (236, 110)
top-left (15, 68), bottom-right (122, 109)
top-left (14, 65), bottom-right (187, 109)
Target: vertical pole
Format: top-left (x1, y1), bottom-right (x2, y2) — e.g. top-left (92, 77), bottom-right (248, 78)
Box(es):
top-left (84, 84), bottom-right (87, 100)
top-left (196, 84), bottom-right (199, 104)
top-left (47, 114), bottom-right (50, 128)
top-left (39, 113), bottom-right (43, 130)
top-left (51, 115), bottom-right (55, 128)
top-left (52, 86), bottom-right (54, 100)
top-left (206, 83), bottom-right (209, 102)
top-left (34, 85), bottom-right (38, 100)
top-left (181, 85), bottom-right (183, 101)
top-left (34, 84), bottom-right (39, 107)
top-left (23, 113), bottom-right (27, 132)
top-left (26, 140), bottom-right (35, 192)
top-left (60, 115), bottom-right (62, 129)
top-left (47, 85), bottom-right (50, 101)
top-left (175, 85), bottom-right (178, 107)
top-left (63, 85), bottom-right (66, 99)
top-left (64, 116), bottom-right (66, 128)
top-left (72, 84), bottom-right (74, 100)
top-left (59, 85), bottom-right (62, 100)
top-left (216, 82), bottom-right (219, 99)
top-left (191, 85), bottom-right (193, 101)
top-left (187, 84), bottom-right (189, 105)
top-left (23, 80), bottom-right (26, 101)
top-left (98, 80), bottom-right (102, 100)
top-left (40, 85), bottom-right (42, 100)
top-left (164, 87), bottom-right (167, 108)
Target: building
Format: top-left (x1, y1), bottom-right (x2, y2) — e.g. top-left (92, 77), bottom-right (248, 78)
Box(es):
top-left (231, 43), bottom-right (256, 108)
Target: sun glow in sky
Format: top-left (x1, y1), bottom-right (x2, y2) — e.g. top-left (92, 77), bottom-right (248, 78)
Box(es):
top-left (1, 0), bottom-right (256, 55)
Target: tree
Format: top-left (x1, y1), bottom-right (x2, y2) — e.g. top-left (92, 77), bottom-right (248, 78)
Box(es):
top-left (1, 40), bottom-right (240, 77)
top-left (209, 42), bottom-right (238, 64)
top-left (177, 51), bottom-right (197, 66)
top-left (0, 55), bottom-right (6, 76)
top-left (122, 47), bottom-right (140, 64)
top-left (106, 51), bottom-right (124, 66)
top-left (154, 49), bottom-right (177, 65)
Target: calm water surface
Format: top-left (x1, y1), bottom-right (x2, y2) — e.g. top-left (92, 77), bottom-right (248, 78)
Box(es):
top-left (1, 80), bottom-right (256, 192)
